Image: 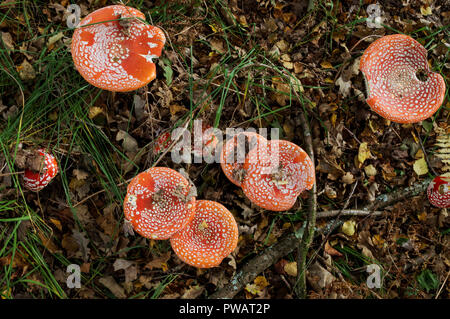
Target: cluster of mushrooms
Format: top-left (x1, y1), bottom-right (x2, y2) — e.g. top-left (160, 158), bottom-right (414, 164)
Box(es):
top-left (19, 5), bottom-right (449, 269)
top-left (220, 132), bottom-right (315, 211)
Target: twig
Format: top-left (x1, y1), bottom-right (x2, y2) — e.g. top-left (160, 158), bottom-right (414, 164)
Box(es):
top-left (435, 270), bottom-right (449, 299)
top-left (316, 209), bottom-right (383, 218)
top-left (364, 177), bottom-right (433, 211)
top-left (294, 110), bottom-right (317, 299)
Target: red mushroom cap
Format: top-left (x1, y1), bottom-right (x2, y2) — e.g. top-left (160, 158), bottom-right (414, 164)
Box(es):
top-left (71, 5), bottom-right (166, 92)
top-left (427, 176), bottom-right (450, 208)
top-left (220, 131), bottom-right (268, 187)
top-left (23, 149), bottom-right (59, 192)
top-left (153, 131), bottom-right (171, 155)
top-left (123, 167), bottom-right (196, 240)
top-left (170, 200), bottom-right (239, 268)
top-left (360, 34), bottom-right (446, 123)
top-left (242, 140), bottom-right (315, 211)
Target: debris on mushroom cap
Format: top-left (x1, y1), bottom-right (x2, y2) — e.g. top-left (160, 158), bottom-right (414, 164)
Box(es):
top-left (359, 34), bottom-right (446, 123)
top-left (23, 149), bottom-right (59, 192)
top-left (170, 200), bottom-right (239, 268)
top-left (71, 5), bottom-right (166, 92)
top-left (220, 131), bottom-right (268, 187)
top-left (427, 176), bottom-right (450, 208)
top-left (123, 167), bottom-right (196, 240)
top-left (242, 140), bottom-right (315, 211)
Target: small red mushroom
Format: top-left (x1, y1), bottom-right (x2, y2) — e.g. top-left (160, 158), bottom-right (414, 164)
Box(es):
top-left (23, 149), bottom-right (59, 192)
top-left (359, 34), bottom-right (446, 123)
top-left (152, 131), bottom-right (171, 155)
top-left (427, 176), bottom-right (450, 208)
top-left (123, 167), bottom-right (196, 240)
top-left (71, 5), bottom-right (166, 92)
top-left (241, 140), bottom-right (315, 211)
top-left (170, 200), bottom-right (239, 268)
top-left (220, 131), bottom-right (268, 187)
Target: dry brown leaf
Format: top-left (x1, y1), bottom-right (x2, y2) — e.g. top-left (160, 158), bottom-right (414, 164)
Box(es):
top-left (17, 59), bottom-right (36, 81)
top-left (181, 285), bottom-right (204, 299)
top-left (99, 276), bottom-right (126, 299)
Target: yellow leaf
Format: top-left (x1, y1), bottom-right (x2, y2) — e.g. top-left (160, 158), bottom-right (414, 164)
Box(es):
top-left (358, 142), bottom-right (372, 166)
top-left (209, 24), bottom-right (221, 33)
top-left (364, 164), bottom-right (377, 177)
top-left (321, 61), bottom-right (333, 69)
top-left (341, 220), bottom-right (356, 236)
top-left (372, 234), bottom-right (385, 248)
top-left (417, 211), bottom-right (427, 222)
top-left (245, 283), bottom-right (260, 295)
top-left (420, 6), bottom-right (432, 16)
top-left (284, 262), bottom-right (297, 277)
top-left (413, 157), bottom-right (429, 176)
top-left (254, 276), bottom-right (269, 289)
top-left (89, 106), bottom-right (103, 119)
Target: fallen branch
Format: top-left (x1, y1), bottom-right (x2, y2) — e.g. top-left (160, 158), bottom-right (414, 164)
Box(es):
top-left (316, 209), bottom-right (384, 218)
top-left (209, 177), bottom-right (432, 299)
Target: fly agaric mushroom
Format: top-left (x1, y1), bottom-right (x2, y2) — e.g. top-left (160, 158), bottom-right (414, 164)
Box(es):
top-left (220, 131), bottom-right (268, 187)
top-left (71, 5), bottom-right (166, 92)
top-left (427, 176), bottom-right (450, 208)
top-left (170, 200), bottom-right (238, 268)
top-left (23, 149), bottom-right (59, 192)
top-left (359, 34), bottom-right (445, 123)
top-left (123, 167), bottom-right (196, 240)
top-left (242, 140), bottom-right (315, 211)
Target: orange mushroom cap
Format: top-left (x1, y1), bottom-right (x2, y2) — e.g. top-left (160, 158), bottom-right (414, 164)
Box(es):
top-left (170, 200), bottom-right (239, 268)
top-left (242, 140), bottom-right (315, 211)
top-left (23, 149), bottom-right (59, 192)
top-left (220, 131), bottom-right (268, 187)
top-left (360, 34), bottom-right (446, 123)
top-left (71, 5), bottom-right (166, 92)
top-left (427, 176), bottom-right (450, 208)
top-left (123, 167), bottom-right (196, 240)
top-left (152, 131), bottom-right (171, 155)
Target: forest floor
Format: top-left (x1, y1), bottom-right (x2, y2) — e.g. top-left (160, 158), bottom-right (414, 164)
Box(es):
top-left (0, 0), bottom-right (449, 299)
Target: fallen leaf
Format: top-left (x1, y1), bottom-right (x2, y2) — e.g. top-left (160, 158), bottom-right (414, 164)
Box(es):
top-left (320, 61), bottom-right (333, 69)
top-left (17, 59), bottom-right (36, 81)
top-left (364, 164), bottom-right (377, 177)
top-left (341, 172), bottom-right (355, 184)
top-left (284, 262), bottom-right (298, 277)
top-left (335, 75), bottom-right (351, 97)
top-left (1, 32), bottom-right (14, 51)
top-left (341, 220), bottom-right (356, 236)
top-left (420, 6), bottom-right (432, 16)
top-left (358, 142), bottom-right (373, 167)
top-left (306, 262), bottom-right (335, 291)
top-left (181, 285), bottom-right (204, 299)
top-left (325, 241), bottom-right (343, 257)
top-left (99, 276), bottom-right (126, 298)
top-left (413, 157), bottom-right (429, 176)
top-left (113, 259), bottom-right (137, 283)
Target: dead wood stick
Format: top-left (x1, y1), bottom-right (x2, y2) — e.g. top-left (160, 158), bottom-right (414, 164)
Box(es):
top-left (294, 110), bottom-right (317, 298)
top-left (316, 209), bottom-right (384, 218)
